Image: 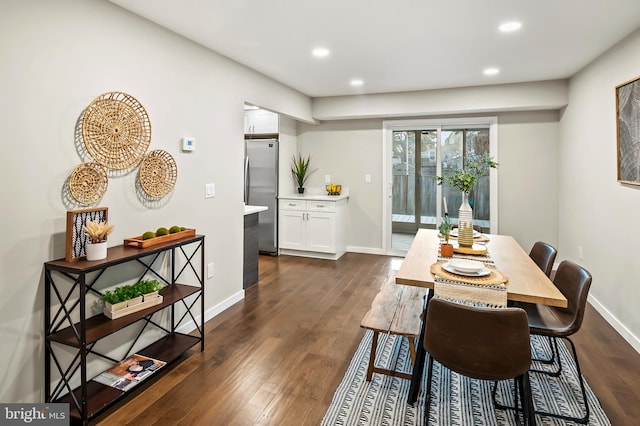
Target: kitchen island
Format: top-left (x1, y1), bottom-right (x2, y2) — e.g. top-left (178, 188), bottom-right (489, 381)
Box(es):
top-left (244, 205), bottom-right (267, 288)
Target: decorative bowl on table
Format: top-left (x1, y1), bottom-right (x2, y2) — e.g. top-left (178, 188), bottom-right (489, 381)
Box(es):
top-left (326, 183), bottom-right (342, 195)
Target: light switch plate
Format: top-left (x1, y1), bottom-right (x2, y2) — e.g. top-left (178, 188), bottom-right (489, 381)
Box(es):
top-left (205, 183), bottom-right (215, 198)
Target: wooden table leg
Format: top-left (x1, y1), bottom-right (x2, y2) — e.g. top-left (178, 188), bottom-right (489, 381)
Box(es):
top-left (366, 332), bottom-right (379, 381)
top-left (407, 289), bottom-right (432, 405)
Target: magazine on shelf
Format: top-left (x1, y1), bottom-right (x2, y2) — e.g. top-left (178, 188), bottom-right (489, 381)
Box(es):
top-left (93, 353), bottom-right (167, 391)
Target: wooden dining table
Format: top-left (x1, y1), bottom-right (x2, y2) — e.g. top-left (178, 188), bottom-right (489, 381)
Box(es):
top-left (396, 228), bottom-right (567, 405)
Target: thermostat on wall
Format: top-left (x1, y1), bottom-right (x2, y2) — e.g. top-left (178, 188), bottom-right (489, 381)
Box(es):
top-left (181, 137), bottom-right (195, 151)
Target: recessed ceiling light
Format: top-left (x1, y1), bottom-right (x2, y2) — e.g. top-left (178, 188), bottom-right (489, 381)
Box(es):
top-left (312, 47), bottom-right (330, 58)
top-left (499, 21), bottom-right (522, 32)
top-left (483, 68), bottom-right (500, 76)
top-left (350, 79), bottom-right (364, 87)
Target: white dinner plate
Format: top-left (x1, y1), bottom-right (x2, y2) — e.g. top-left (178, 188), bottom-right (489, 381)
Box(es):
top-left (443, 262), bottom-right (491, 277)
top-left (447, 258), bottom-right (484, 273)
top-left (450, 228), bottom-right (481, 238)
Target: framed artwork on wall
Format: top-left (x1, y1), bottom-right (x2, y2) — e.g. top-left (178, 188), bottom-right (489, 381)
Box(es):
top-left (616, 76), bottom-right (640, 185)
top-left (65, 207), bottom-right (108, 262)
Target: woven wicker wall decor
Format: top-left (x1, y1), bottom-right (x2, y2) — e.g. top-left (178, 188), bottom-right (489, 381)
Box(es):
top-left (138, 149), bottom-right (178, 197)
top-left (82, 91), bottom-right (151, 170)
top-left (68, 162), bottom-right (109, 205)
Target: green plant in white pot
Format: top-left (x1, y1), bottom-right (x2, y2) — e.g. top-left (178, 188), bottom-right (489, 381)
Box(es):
top-left (291, 153), bottom-right (316, 194)
top-left (437, 154), bottom-right (498, 247)
top-left (84, 221), bottom-right (114, 261)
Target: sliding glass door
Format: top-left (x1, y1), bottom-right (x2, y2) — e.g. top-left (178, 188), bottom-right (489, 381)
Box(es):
top-left (386, 118), bottom-right (497, 253)
top-left (391, 130), bottom-right (437, 234)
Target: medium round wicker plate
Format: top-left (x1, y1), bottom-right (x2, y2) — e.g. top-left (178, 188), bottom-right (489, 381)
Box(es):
top-left (69, 162), bottom-right (108, 204)
top-left (430, 261), bottom-right (508, 286)
top-left (82, 91), bottom-right (151, 170)
top-left (138, 149), bottom-right (177, 197)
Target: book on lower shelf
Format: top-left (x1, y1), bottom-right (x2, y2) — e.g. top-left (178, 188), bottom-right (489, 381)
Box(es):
top-left (93, 353), bottom-right (166, 391)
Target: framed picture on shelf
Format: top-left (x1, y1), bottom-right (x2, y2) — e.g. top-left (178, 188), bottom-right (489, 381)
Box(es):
top-left (65, 207), bottom-right (108, 262)
top-left (616, 76), bottom-right (640, 185)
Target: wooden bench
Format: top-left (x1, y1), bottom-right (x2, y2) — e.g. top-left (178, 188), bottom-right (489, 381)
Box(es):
top-left (360, 273), bottom-right (427, 381)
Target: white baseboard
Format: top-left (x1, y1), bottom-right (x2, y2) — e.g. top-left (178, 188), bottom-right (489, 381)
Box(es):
top-left (588, 294), bottom-right (640, 354)
top-left (176, 290), bottom-right (244, 335)
top-left (346, 245), bottom-right (386, 255)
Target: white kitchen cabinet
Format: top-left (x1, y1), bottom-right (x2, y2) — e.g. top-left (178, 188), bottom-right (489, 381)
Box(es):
top-left (244, 108), bottom-right (278, 134)
top-left (279, 195), bottom-right (348, 260)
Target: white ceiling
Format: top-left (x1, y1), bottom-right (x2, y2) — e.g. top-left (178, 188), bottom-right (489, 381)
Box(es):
top-left (109, 0), bottom-right (640, 98)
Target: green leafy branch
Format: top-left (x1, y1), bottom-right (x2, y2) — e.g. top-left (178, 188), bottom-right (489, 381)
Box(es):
top-left (437, 154), bottom-right (498, 193)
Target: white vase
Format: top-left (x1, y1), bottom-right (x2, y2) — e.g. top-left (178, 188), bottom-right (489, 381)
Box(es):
top-left (458, 192), bottom-right (474, 247)
top-left (85, 241), bottom-right (108, 261)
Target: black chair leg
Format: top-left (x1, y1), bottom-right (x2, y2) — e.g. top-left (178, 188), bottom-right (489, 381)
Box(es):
top-left (513, 378), bottom-right (521, 426)
top-left (533, 337), bottom-right (590, 424)
top-left (424, 356), bottom-right (434, 425)
top-left (531, 336), bottom-right (563, 376)
top-left (521, 373), bottom-right (535, 426)
top-left (531, 335), bottom-right (556, 364)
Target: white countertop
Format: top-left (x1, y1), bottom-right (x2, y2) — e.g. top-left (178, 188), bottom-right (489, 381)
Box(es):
top-left (244, 205), bottom-right (268, 215)
top-left (279, 187), bottom-right (350, 201)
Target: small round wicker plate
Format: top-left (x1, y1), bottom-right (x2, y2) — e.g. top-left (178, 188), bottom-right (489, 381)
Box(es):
top-left (430, 261), bottom-right (508, 286)
top-left (82, 91), bottom-right (151, 170)
top-left (138, 149), bottom-right (177, 197)
top-left (68, 162), bottom-right (108, 204)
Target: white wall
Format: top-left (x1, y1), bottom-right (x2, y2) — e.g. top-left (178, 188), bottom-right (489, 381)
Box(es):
top-left (559, 28), bottom-right (640, 350)
top-left (0, 0), bottom-right (312, 403)
top-left (297, 119), bottom-right (384, 250)
top-left (312, 80), bottom-right (568, 120)
top-left (498, 111), bottom-right (560, 249)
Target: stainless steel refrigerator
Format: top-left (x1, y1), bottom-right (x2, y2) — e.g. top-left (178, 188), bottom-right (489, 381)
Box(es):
top-left (244, 138), bottom-right (278, 254)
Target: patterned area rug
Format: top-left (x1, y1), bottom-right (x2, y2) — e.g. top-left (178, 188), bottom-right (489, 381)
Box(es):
top-left (321, 330), bottom-right (610, 426)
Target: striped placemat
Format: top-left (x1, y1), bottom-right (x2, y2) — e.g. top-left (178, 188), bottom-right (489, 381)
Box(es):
top-left (434, 246), bottom-right (507, 308)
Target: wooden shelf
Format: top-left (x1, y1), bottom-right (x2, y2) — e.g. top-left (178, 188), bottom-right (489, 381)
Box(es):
top-left (48, 284), bottom-right (201, 346)
top-left (45, 235), bottom-right (205, 425)
top-left (45, 235), bottom-right (204, 274)
top-left (56, 334), bottom-right (200, 422)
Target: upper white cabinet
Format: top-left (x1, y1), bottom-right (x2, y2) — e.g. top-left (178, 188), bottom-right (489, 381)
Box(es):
top-left (279, 195), bottom-right (348, 260)
top-left (245, 108), bottom-right (279, 134)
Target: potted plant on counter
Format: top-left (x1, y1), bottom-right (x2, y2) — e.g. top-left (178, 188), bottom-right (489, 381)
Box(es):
top-left (291, 153), bottom-right (316, 194)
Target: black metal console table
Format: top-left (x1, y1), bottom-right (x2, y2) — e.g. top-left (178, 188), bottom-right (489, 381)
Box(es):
top-left (44, 235), bottom-right (205, 425)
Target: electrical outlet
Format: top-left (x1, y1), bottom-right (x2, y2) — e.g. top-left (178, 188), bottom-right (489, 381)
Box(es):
top-left (365, 174), bottom-right (371, 183)
top-left (578, 246), bottom-right (583, 260)
top-left (207, 262), bottom-right (214, 278)
top-left (325, 174), bottom-right (331, 183)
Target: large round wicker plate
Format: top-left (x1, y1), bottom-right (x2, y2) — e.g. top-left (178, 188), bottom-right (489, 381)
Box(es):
top-left (82, 91), bottom-right (151, 170)
top-left (430, 261), bottom-right (508, 286)
top-left (68, 162), bottom-right (108, 204)
top-left (138, 149), bottom-right (177, 197)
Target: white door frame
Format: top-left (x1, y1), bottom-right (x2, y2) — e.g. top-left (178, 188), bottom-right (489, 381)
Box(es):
top-left (382, 117), bottom-right (499, 256)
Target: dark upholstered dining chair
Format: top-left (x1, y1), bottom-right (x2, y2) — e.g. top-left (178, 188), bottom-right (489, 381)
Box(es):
top-left (513, 260), bottom-right (593, 424)
top-left (529, 241), bottom-right (557, 278)
top-left (423, 298), bottom-right (534, 425)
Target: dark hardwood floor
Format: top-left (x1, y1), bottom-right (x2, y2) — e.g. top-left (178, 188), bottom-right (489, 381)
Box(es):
top-left (94, 253), bottom-right (640, 425)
